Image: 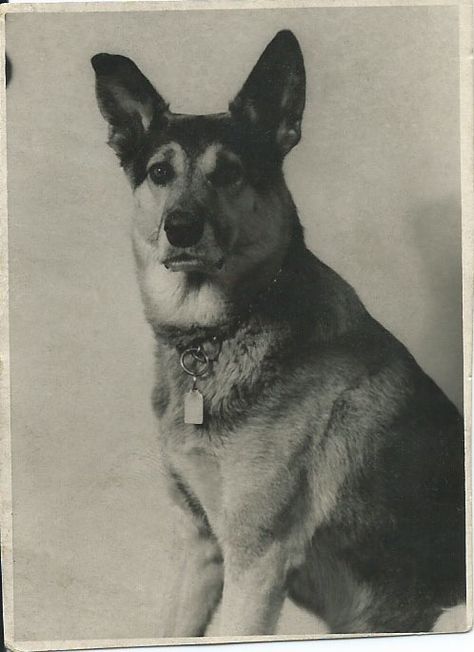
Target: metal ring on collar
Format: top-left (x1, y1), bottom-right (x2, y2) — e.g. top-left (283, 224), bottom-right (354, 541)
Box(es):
top-left (191, 348), bottom-right (207, 363)
top-left (180, 347), bottom-right (210, 377)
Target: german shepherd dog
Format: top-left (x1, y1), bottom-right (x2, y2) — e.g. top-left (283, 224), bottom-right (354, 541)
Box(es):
top-left (92, 30), bottom-right (466, 637)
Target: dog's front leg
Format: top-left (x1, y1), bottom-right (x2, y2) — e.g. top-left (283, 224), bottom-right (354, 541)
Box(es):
top-left (215, 452), bottom-right (308, 636)
top-left (161, 478), bottom-right (223, 637)
top-left (217, 540), bottom-right (288, 636)
top-left (164, 524), bottom-right (223, 637)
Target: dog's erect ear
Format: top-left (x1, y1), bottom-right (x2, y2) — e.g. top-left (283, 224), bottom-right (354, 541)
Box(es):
top-left (230, 30), bottom-right (305, 155)
top-left (91, 54), bottom-right (168, 162)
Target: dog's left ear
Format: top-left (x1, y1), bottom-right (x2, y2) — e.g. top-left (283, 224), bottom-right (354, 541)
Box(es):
top-left (230, 30), bottom-right (306, 155)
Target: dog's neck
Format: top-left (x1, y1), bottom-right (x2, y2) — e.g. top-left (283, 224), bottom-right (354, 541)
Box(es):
top-left (150, 258), bottom-right (292, 351)
top-left (149, 232), bottom-right (367, 353)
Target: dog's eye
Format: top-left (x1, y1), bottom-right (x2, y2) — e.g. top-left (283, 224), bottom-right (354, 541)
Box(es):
top-left (210, 161), bottom-right (243, 188)
top-left (148, 162), bottom-right (175, 186)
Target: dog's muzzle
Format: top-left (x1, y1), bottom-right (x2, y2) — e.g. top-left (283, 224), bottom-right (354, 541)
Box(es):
top-left (164, 210), bottom-right (205, 248)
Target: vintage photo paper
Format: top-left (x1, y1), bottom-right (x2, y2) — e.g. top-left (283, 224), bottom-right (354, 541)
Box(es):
top-left (0, 1), bottom-right (473, 649)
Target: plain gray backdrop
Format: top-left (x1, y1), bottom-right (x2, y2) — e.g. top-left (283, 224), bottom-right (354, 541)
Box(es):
top-left (5, 4), bottom-right (462, 642)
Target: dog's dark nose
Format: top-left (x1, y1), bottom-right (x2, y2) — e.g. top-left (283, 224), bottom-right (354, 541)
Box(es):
top-left (164, 211), bottom-right (205, 248)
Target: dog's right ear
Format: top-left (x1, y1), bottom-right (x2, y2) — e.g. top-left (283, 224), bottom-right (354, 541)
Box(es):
top-left (91, 54), bottom-right (168, 162)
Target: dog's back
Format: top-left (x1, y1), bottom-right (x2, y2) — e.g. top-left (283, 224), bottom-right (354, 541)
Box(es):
top-left (284, 254), bottom-right (465, 631)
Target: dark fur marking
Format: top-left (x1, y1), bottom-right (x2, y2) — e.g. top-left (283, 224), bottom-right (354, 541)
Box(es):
top-left (130, 113), bottom-right (284, 190)
top-left (171, 471), bottom-right (211, 533)
top-left (151, 381), bottom-right (170, 419)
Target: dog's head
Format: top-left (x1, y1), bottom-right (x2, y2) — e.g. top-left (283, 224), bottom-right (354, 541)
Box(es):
top-left (92, 30), bottom-right (305, 329)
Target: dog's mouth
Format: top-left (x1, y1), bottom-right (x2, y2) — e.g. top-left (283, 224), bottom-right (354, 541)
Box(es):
top-left (163, 253), bottom-right (225, 273)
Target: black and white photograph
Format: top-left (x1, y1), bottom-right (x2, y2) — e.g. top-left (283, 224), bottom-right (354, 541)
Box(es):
top-left (0, 1), bottom-right (472, 649)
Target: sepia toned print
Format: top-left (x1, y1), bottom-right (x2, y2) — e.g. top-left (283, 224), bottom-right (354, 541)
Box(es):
top-left (1, 1), bottom-right (472, 649)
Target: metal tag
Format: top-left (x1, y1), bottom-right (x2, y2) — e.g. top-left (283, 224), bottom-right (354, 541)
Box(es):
top-left (184, 389), bottom-right (204, 425)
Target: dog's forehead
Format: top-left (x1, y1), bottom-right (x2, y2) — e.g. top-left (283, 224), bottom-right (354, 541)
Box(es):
top-left (150, 142), bottom-right (238, 177)
top-left (156, 113), bottom-right (241, 160)
top-left (132, 112), bottom-right (260, 187)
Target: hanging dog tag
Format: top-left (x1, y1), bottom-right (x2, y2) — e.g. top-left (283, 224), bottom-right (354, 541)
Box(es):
top-left (184, 389), bottom-right (204, 424)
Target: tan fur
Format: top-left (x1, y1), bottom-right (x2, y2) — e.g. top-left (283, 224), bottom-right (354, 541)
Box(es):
top-left (432, 604), bottom-right (468, 633)
top-left (196, 144), bottom-right (222, 177)
top-left (132, 142), bottom-right (293, 329)
top-left (111, 87), bottom-right (155, 131)
top-left (133, 226), bottom-right (228, 328)
top-left (148, 143), bottom-right (187, 177)
top-left (153, 333), bottom-right (377, 636)
top-left (92, 39), bottom-right (465, 638)
top-left (132, 143), bottom-right (186, 250)
top-left (131, 142), bottom-right (231, 328)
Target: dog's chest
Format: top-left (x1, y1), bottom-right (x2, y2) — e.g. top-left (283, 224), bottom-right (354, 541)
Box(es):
top-left (156, 336), bottom-right (275, 525)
